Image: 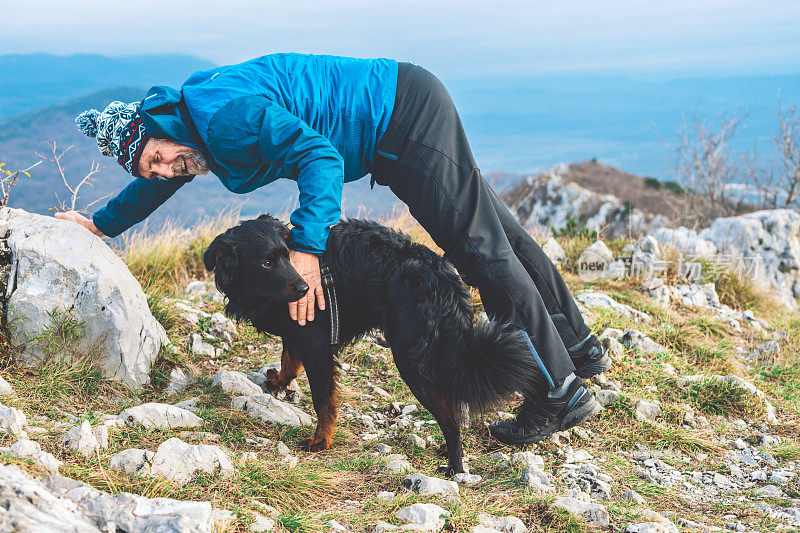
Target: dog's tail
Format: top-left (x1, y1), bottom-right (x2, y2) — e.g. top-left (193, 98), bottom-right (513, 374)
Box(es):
top-left (437, 315), bottom-right (547, 411)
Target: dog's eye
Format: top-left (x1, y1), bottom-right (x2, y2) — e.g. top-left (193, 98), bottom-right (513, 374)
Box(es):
top-left (262, 260), bottom-right (271, 268)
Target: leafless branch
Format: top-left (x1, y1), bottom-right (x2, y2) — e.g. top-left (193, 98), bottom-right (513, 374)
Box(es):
top-left (36, 141), bottom-right (108, 213)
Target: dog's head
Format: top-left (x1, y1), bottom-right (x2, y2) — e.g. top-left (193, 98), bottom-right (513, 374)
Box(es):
top-left (203, 214), bottom-right (310, 306)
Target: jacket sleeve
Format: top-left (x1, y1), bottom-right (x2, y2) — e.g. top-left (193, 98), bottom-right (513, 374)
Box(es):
top-left (92, 175), bottom-right (193, 237)
top-left (209, 95), bottom-right (344, 254)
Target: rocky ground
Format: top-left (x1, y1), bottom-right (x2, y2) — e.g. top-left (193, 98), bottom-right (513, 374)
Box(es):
top-left (0, 217), bottom-right (799, 532)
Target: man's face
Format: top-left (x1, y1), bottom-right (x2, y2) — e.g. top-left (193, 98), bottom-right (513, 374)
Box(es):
top-left (138, 138), bottom-right (210, 179)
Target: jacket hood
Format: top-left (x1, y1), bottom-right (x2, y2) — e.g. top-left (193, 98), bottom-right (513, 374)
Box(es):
top-left (140, 85), bottom-right (208, 154)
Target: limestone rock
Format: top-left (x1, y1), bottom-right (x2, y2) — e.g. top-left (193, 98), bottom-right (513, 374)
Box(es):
top-left (0, 403), bottom-right (27, 435)
top-left (61, 420), bottom-right (102, 457)
top-left (1, 208), bottom-right (168, 389)
top-left (208, 312), bottom-right (237, 344)
top-left (550, 496), bottom-right (609, 528)
top-left (476, 513), bottom-right (526, 533)
top-left (0, 374), bottom-right (14, 396)
top-left (166, 367), bottom-right (193, 395)
top-left (541, 237), bottom-right (566, 263)
top-left (521, 465), bottom-right (554, 493)
top-left (212, 370), bottom-right (262, 396)
top-left (117, 402), bottom-right (203, 429)
top-left (396, 502), bottom-right (450, 531)
top-left (109, 448), bottom-right (154, 476)
top-left (126, 437), bottom-right (236, 486)
top-left (1, 438), bottom-right (62, 473)
top-left (189, 334), bottom-right (219, 358)
top-left (44, 472), bottom-right (217, 532)
top-left (698, 209), bottom-right (800, 310)
top-left (576, 291), bottom-right (652, 322)
top-left (621, 329), bottom-right (665, 354)
top-left (232, 394), bottom-right (313, 426)
top-left (402, 473), bottom-right (459, 499)
top-left (0, 463), bottom-right (101, 532)
top-left (634, 400), bottom-right (662, 422)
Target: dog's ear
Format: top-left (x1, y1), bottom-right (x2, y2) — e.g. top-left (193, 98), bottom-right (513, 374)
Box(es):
top-left (204, 233), bottom-right (231, 272)
top-left (204, 235), bottom-right (239, 291)
top-left (257, 214), bottom-right (290, 243)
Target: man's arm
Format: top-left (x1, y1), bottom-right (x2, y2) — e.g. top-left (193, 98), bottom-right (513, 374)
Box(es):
top-left (208, 95), bottom-right (345, 324)
top-left (91, 175), bottom-right (194, 237)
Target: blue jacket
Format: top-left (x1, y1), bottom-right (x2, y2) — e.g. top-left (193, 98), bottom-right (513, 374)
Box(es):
top-left (93, 53), bottom-right (398, 253)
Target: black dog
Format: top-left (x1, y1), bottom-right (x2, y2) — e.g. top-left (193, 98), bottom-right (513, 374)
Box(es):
top-left (204, 215), bottom-right (545, 475)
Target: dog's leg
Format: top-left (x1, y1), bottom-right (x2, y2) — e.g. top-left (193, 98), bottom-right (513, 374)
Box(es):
top-left (265, 342), bottom-right (305, 393)
top-left (298, 346), bottom-right (339, 452)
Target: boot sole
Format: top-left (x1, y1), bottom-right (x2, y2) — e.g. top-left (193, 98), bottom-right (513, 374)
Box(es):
top-left (574, 353), bottom-right (613, 379)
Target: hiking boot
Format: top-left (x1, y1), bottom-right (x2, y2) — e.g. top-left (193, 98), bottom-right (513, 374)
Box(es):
top-left (489, 373), bottom-right (601, 446)
top-left (569, 334), bottom-right (612, 379)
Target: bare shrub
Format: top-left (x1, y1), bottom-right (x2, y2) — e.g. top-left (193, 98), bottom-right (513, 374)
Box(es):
top-left (35, 141), bottom-right (112, 213)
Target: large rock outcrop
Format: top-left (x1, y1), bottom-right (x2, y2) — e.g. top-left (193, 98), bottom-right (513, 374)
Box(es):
top-left (652, 210), bottom-right (800, 310)
top-left (505, 170), bottom-right (668, 239)
top-left (0, 208), bottom-right (168, 389)
top-left (698, 210), bottom-right (800, 311)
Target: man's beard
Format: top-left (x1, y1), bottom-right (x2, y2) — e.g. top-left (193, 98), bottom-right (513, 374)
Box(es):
top-left (173, 148), bottom-right (210, 176)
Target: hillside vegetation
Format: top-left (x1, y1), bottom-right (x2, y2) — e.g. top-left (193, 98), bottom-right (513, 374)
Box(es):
top-left (0, 210), bottom-right (798, 532)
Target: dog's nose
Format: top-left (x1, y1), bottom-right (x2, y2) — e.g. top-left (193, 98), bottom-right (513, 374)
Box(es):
top-left (295, 282), bottom-right (309, 297)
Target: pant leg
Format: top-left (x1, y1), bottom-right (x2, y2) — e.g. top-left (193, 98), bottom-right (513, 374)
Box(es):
top-left (374, 63), bottom-right (576, 384)
top-left (485, 186), bottom-right (591, 349)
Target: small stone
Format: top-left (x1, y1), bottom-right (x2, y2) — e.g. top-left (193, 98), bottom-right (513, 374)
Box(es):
top-left (250, 514), bottom-right (276, 532)
top-left (385, 459), bottom-right (412, 474)
top-left (232, 394), bottom-right (313, 426)
top-left (402, 473), bottom-right (459, 499)
top-left (117, 403), bottom-right (203, 429)
top-left (61, 420), bottom-right (101, 457)
top-left (755, 485), bottom-right (783, 498)
top-left (328, 519), bottom-right (347, 531)
top-left (510, 451), bottom-right (544, 468)
top-left (595, 390), bottom-right (619, 407)
top-left (622, 489), bottom-right (646, 505)
top-left (522, 465), bottom-right (554, 493)
top-left (212, 370), bottom-right (263, 396)
top-left (0, 375), bottom-right (15, 396)
top-left (109, 448), bottom-right (154, 475)
top-left (377, 443), bottom-right (392, 454)
top-left (550, 496), bottom-right (609, 528)
top-left (280, 454), bottom-right (299, 468)
top-left (396, 502), bottom-right (450, 531)
top-left (634, 400), bottom-right (662, 422)
top-left (209, 312), bottom-right (238, 345)
top-left (477, 513), bottom-right (526, 533)
top-left (377, 491), bottom-right (395, 501)
top-left (165, 367), bottom-right (193, 395)
top-left (0, 403), bottom-right (27, 435)
top-left (408, 434), bottom-right (426, 448)
top-left (454, 473), bottom-right (481, 485)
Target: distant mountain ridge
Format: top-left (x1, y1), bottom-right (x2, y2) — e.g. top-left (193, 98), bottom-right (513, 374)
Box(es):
top-left (0, 53), bottom-right (216, 118)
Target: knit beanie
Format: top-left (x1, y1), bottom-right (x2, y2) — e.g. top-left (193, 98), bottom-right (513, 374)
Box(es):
top-left (75, 101), bottom-right (150, 177)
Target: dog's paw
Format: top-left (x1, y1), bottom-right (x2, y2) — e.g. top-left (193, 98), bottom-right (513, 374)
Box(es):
top-left (264, 368), bottom-right (287, 393)
top-left (300, 436), bottom-right (332, 452)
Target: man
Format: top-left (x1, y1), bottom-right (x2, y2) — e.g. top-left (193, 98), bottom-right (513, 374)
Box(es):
top-left (58, 53), bottom-right (610, 444)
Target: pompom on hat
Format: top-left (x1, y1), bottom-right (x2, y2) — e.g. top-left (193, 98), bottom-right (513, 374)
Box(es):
top-left (75, 101), bottom-right (150, 177)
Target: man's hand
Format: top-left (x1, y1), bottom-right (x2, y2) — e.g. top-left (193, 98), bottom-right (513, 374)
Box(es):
top-left (54, 210), bottom-right (105, 237)
top-left (288, 250), bottom-right (325, 326)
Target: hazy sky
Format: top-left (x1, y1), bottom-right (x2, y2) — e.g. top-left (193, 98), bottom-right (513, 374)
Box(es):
top-left (5, 0), bottom-right (800, 79)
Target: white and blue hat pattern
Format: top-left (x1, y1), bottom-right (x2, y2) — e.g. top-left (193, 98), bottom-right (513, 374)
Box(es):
top-left (75, 101), bottom-right (150, 176)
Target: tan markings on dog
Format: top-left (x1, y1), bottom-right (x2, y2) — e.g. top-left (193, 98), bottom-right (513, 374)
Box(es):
top-left (265, 344), bottom-right (305, 392)
top-left (302, 375), bottom-right (339, 452)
